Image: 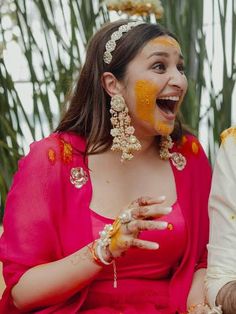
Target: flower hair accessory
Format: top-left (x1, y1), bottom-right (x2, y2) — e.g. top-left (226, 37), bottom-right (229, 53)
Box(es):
top-left (105, 0), bottom-right (164, 19)
top-left (159, 135), bottom-right (186, 171)
top-left (103, 20), bottom-right (144, 64)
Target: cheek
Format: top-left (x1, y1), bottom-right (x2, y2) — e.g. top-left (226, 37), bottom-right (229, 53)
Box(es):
top-left (135, 80), bottom-right (159, 126)
top-left (176, 87), bottom-right (187, 109)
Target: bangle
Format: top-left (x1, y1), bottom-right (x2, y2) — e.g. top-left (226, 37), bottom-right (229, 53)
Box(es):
top-left (95, 241), bottom-right (113, 265)
top-left (88, 241), bottom-right (118, 289)
top-left (87, 242), bottom-right (104, 267)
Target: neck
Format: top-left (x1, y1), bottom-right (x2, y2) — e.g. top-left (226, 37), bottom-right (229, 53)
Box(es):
top-left (135, 135), bottom-right (158, 156)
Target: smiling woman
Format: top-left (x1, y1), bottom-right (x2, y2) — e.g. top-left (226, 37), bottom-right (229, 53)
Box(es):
top-left (0, 20), bottom-right (211, 313)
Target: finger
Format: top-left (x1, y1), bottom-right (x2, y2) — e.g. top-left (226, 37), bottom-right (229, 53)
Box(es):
top-left (131, 238), bottom-right (159, 250)
top-left (131, 205), bottom-right (172, 219)
top-left (126, 220), bottom-right (168, 233)
top-left (137, 195), bottom-right (166, 206)
top-left (129, 195), bottom-right (166, 208)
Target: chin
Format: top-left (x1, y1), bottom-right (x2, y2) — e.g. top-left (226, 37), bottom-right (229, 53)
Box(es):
top-left (154, 121), bottom-right (174, 136)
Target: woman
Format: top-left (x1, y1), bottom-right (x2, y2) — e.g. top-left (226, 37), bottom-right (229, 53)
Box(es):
top-left (206, 127), bottom-right (236, 314)
top-left (0, 20), bottom-right (211, 313)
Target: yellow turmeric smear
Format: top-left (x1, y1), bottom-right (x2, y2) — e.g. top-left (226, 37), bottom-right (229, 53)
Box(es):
top-left (151, 36), bottom-right (180, 50)
top-left (135, 80), bottom-right (159, 127)
top-left (155, 122), bottom-right (173, 136)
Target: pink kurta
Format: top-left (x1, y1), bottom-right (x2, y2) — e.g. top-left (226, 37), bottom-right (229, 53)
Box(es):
top-left (0, 132), bottom-right (211, 313)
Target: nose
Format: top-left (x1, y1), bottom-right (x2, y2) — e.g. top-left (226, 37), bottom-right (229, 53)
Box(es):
top-left (168, 68), bottom-right (187, 90)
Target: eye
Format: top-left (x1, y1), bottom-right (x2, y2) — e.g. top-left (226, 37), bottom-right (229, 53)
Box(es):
top-left (177, 63), bottom-right (185, 74)
top-left (152, 62), bottom-right (166, 73)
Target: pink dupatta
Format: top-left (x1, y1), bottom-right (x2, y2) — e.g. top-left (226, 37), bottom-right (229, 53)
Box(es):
top-left (0, 132), bottom-right (211, 313)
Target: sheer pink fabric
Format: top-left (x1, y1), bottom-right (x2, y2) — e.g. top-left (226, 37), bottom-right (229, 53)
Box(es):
top-left (0, 132), bottom-right (211, 313)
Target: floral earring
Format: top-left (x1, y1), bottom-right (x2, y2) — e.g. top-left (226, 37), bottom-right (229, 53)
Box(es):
top-left (159, 135), bottom-right (186, 170)
top-left (110, 94), bottom-right (141, 162)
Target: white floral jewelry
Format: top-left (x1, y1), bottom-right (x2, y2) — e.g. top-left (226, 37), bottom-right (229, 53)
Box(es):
top-left (110, 94), bottom-right (141, 162)
top-left (159, 135), bottom-right (186, 171)
top-left (103, 20), bottom-right (144, 64)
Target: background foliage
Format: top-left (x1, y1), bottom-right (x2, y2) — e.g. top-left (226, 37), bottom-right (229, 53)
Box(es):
top-left (0, 0), bottom-right (235, 219)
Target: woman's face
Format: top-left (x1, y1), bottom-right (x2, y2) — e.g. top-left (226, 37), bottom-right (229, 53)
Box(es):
top-left (120, 35), bottom-right (188, 137)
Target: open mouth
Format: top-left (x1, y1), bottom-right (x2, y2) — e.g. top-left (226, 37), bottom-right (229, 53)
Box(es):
top-left (156, 96), bottom-right (179, 116)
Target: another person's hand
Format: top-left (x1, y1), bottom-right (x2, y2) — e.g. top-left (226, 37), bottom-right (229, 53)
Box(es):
top-left (188, 303), bottom-right (211, 313)
top-left (108, 195), bottom-right (172, 258)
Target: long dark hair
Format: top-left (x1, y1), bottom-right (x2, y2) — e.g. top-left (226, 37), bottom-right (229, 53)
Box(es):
top-left (56, 19), bottom-right (184, 155)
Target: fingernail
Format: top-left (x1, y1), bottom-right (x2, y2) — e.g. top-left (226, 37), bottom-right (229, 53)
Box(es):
top-left (163, 207), bottom-right (172, 214)
top-left (151, 243), bottom-right (159, 250)
top-left (158, 221), bottom-right (168, 229)
top-left (158, 195), bottom-right (166, 201)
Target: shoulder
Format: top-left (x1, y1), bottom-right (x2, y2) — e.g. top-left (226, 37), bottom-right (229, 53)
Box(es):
top-left (173, 133), bottom-right (206, 158)
top-left (21, 132), bottom-right (86, 167)
top-left (215, 127), bottom-right (236, 170)
top-left (172, 133), bottom-right (211, 178)
top-left (220, 126), bottom-right (236, 147)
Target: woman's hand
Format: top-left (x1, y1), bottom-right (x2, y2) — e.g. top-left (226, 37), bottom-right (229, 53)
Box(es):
top-left (108, 195), bottom-right (172, 258)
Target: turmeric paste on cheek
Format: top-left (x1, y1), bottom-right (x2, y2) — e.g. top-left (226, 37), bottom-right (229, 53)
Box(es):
top-left (135, 80), bottom-right (159, 126)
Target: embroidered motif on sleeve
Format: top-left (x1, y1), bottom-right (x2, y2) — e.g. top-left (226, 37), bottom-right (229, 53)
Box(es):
top-left (175, 135), bottom-right (201, 157)
top-left (60, 139), bottom-right (73, 164)
top-left (48, 148), bottom-right (56, 164)
top-left (47, 137), bottom-right (73, 165)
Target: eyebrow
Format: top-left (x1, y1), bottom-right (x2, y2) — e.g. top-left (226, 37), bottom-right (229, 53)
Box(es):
top-left (147, 51), bottom-right (184, 60)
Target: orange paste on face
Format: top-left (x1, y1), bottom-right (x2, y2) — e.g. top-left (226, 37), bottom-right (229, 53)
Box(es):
top-left (151, 36), bottom-right (180, 50)
top-left (155, 122), bottom-right (173, 136)
top-left (135, 80), bottom-right (159, 127)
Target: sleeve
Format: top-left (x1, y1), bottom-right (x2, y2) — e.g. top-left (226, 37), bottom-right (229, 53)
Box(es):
top-left (206, 134), bottom-right (236, 306)
top-left (0, 135), bottom-right (63, 290)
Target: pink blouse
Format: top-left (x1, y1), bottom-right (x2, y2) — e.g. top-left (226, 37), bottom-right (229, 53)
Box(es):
top-left (80, 202), bottom-right (187, 313)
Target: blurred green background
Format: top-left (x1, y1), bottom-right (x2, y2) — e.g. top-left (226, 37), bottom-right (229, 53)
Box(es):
top-left (0, 0), bottom-right (236, 220)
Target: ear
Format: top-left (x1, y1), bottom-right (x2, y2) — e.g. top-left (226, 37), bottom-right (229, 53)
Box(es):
top-left (101, 72), bottom-right (122, 97)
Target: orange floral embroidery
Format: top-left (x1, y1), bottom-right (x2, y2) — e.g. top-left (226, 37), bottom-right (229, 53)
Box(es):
top-left (181, 135), bottom-right (188, 145)
top-left (60, 140), bottom-right (73, 164)
top-left (48, 148), bottom-right (56, 164)
top-left (191, 142), bottom-right (199, 154)
top-left (176, 135), bottom-right (201, 157)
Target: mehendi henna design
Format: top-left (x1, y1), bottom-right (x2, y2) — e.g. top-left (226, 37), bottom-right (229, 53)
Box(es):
top-left (70, 248), bottom-right (92, 266)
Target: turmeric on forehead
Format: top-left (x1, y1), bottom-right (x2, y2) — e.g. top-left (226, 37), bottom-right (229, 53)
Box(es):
top-left (135, 80), bottom-right (158, 126)
top-left (151, 37), bottom-right (180, 49)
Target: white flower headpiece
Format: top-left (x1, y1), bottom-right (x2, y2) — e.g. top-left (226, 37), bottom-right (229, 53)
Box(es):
top-left (103, 20), bottom-right (144, 64)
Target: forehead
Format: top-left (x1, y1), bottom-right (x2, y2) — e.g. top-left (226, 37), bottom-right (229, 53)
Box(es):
top-left (140, 35), bottom-right (182, 58)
